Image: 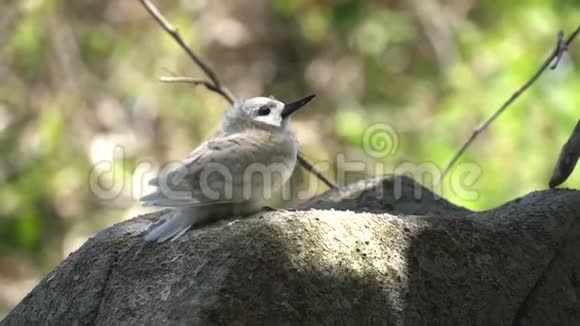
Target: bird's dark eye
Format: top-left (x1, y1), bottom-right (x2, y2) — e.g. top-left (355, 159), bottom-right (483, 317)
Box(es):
top-left (257, 106), bottom-right (271, 116)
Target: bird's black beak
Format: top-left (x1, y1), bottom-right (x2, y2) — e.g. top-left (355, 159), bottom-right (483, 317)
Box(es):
top-left (281, 94), bottom-right (316, 119)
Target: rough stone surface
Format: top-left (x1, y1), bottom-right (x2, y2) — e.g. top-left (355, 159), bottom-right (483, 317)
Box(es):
top-left (298, 175), bottom-right (470, 216)
top-left (2, 175), bottom-right (580, 325)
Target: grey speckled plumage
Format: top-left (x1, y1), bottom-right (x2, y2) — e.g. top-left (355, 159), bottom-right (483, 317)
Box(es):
top-left (141, 95), bottom-right (315, 242)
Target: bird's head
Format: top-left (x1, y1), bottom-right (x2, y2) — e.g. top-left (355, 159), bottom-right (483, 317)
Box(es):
top-left (223, 94), bottom-right (315, 132)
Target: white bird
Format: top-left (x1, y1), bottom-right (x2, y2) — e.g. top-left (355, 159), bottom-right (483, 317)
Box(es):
top-left (141, 94), bottom-right (316, 242)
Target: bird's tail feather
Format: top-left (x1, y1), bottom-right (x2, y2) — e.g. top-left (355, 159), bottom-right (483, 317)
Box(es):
top-left (144, 208), bottom-right (194, 243)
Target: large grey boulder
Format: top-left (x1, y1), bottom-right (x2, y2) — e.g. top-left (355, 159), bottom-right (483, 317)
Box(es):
top-left (2, 175), bottom-right (580, 325)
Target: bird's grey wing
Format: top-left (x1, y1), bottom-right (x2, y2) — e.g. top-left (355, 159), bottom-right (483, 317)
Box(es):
top-left (141, 133), bottom-right (264, 207)
top-left (147, 129), bottom-right (225, 188)
top-left (146, 142), bottom-right (209, 188)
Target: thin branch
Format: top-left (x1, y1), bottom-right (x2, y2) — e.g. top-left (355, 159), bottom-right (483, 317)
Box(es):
top-left (550, 31), bottom-right (567, 69)
top-left (140, 0), bottom-right (228, 96)
top-left (160, 76), bottom-right (206, 83)
top-left (139, 0), bottom-right (338, 189)
top-left (439, 25), bottom-right (580, 183)
top-left (297, 154), bottom-right (337, 190)
top-left (160, 76), bottom-right (224, 94)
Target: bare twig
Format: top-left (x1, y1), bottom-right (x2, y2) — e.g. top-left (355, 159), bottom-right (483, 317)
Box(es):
top-left (439, 25), bottom-right (580, 183)
top-left (139, 0), bottom-right (233, 102)
top-left (160, 76), bottom-right (205, 83)
top-left (160, 76), bottom-right (225, 94)
top-left (297, 154), bottom-right (336, 190)
top-left (550, 31), bottom-right (567, 69)
top-left (139, 0), bottom-right (338, 189)
top-left (548, 120), bottom-right (580, 188)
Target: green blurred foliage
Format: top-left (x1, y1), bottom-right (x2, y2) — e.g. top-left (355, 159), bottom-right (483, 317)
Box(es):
top-left (0, 0), bottom-right (579, 315)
